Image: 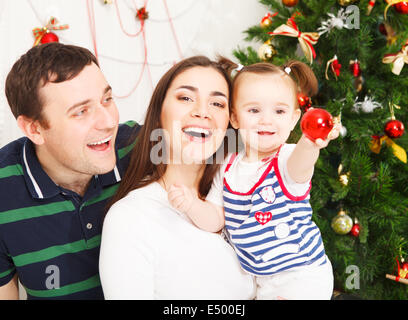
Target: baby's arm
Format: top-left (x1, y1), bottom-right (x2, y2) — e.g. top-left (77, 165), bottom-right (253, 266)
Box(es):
top-left (168, 184), bottom-right (225, 232)
top-left (287, 124), bottom-right (341, 184)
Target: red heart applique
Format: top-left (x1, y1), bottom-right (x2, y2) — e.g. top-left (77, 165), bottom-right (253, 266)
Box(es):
top-left (255, 211), bottom-right (272, 225)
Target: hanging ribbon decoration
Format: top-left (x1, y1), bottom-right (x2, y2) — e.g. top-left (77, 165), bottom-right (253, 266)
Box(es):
top-left (32, 17), bottom-right (69, 47)
top-left (384, 0), bottom-right (407, 19)
top-left (382, 39), bottom-right (408, 75)
top-left (269, 18), bottom-right (319, 64)
top-left (325, 55), bottom-right (341, 80)
top-left (370, 135), bottom-right (407, 163)
top-left (136, 7), bottom-right (149, 21)
top-left (367, 0), bottom-right (376, 15)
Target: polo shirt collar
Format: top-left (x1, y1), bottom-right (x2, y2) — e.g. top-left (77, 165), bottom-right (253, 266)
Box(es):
top-left (21, 139), bottom-right (122, 199)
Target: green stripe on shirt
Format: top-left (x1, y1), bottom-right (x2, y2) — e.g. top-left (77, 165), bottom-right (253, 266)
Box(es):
top-left (82, 184), bottom-right (119, 208)
top-left (12, 234), bottom-right (101, 267)
top-left (0, 267), bottom-right (15, 279)
top-left (24, 274), bottom-right (101, 298)
top-left (117, 139), bottom-right (137, 159)
top-left (0, 201), bottom-right (75, 225)
top-left (0, 164), bottom-right (23, 178)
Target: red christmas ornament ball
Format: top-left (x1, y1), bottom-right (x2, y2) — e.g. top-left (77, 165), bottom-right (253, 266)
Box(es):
top-left (384, 119), bottom-right (405, 139)
top-left (401, 262), bottom-right (408, 278)
top-left (300, 108), bottom-right (334, 142)
top-left (395, 2), bottom-right (408, 14)
top-left (282, 0), bottom-right (299, 7)
top-left (297, 93), bottom-right (312, 112)
top-left (379, 23), bottom-right (387, 35)
top-left (350, 60), bottom-right (361, 77)
top-left (349, 223), bottom-right (360, 237)
top-left (40, 32), bottom-right (59, 44)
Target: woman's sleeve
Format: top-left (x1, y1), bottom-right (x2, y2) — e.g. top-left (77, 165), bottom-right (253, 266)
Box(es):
top-left (99, 200), bottom-right (155, 299)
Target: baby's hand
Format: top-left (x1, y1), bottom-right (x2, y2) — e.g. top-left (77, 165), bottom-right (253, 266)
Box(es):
top-left (168, 184), bottom-right (196, 214)
top-left (305, 123), bottom-right (341, 149)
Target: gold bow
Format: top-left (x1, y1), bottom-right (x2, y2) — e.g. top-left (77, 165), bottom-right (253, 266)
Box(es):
top-left (32, 17), bottom-right (69, 47)
top-left (382, 40), bottom-right (408, 75)
top-left (370, 135), bottom-right (407, 163)
top-left (269, 18), bottom-right (319, 64)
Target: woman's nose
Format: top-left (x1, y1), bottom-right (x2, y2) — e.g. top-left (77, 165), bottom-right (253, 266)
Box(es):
top-left (191, 101), bottom-right (211, 119)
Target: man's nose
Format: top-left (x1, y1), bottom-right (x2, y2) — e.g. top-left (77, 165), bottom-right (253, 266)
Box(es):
top-left (95, 104), bottom-right (118, 129)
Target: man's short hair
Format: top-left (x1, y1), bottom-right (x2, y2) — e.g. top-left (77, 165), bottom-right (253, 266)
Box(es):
top-left (5, 43), bottom-right (99, 128)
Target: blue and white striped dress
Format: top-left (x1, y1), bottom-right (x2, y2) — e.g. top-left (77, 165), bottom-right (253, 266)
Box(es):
top-left (223, 147), bottom-right (327, 276)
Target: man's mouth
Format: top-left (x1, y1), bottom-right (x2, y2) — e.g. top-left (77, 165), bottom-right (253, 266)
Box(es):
top-left (87, 135), bottom-right (113, 151)
top-left (182, 127), bottom-right (212, 142)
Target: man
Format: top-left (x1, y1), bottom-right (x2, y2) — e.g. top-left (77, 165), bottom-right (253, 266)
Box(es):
top-left (0, 43), bottom-right (139, 299)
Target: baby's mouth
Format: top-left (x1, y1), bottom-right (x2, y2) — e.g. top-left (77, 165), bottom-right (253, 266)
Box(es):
top-left (257, 130), bottom-right (275, 136)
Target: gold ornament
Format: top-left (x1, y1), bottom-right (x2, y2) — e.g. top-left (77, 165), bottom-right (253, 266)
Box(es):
top-left (331, 210), bottom-right (353, 235)
top-left (103, 0), bottom-right (112, 4)
top-left (339, 173), bottom-right (350, 186)
top-left (338, 0), bottom-right (359, 6)
top-left (338, 164), bottom-right (351, 186)
top-left (261, 12), bottom-right (277, 28)
top-left (282, 0), bottom-right (299, 7)
top-left (258, 40), bottom-right (277, 61)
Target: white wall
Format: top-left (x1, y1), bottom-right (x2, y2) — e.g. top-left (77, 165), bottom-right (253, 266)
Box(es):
top-left (0, 0), bottom-right (267, 147)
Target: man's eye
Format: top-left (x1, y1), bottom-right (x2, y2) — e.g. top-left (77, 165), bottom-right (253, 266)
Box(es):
top-left (74, 109), bottom-right (87, 117)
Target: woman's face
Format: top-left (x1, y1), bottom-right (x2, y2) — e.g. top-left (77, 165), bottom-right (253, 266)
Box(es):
top-left (160, 66), bottom-right (230, 164)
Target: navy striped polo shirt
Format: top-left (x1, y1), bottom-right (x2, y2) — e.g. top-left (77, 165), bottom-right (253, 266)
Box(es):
top-left (0, 121), bottom-right (140, 299)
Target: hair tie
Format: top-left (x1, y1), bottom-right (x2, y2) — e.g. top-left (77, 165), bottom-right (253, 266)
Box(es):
top-left (235, 63), bottom-right (244, 72)
top-left (284, 66), bottom-right (291, 75)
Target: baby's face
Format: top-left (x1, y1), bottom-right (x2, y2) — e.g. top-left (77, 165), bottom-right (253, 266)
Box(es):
top-left (231, 72), bottom-right (300, 161)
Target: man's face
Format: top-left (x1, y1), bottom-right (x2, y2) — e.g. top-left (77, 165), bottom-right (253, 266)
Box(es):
top-left (36, 63), bottom-right (119, 182)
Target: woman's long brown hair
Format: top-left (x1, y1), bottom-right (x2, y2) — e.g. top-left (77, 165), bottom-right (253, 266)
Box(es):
top-left (106, 55), bottom-right (236, 213)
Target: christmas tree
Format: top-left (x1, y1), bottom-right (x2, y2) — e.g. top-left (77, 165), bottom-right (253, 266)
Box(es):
top-left (233, 0), bottom-right (408, 299)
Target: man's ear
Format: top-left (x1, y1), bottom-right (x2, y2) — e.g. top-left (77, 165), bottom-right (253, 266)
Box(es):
top-left (230, 112), bottom-right (239, 129)
top-left (16, 115), bottom-right (45, 145)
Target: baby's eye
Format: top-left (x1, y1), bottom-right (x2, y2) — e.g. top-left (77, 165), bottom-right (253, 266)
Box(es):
top-left (276, 109), bottom-right (286, 114)
top-left (248, 108), bottom-right (259, 114)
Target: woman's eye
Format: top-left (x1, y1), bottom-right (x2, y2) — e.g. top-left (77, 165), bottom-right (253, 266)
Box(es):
top-left (179, 96), bottom-right (193, 102)
top-left (248, 108), bottom-right (259, 113)
top-left (212, 101), bottom-right (225, 108)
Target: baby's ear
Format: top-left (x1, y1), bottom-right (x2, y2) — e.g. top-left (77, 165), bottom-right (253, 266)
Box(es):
top-left (291, 108), bottom-right (301, 130)
top-left (230, 112), bottom-right (239, 129)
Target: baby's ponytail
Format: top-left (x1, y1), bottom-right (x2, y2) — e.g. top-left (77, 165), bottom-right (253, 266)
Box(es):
top-left (283, 60), bottom-right (318, 97)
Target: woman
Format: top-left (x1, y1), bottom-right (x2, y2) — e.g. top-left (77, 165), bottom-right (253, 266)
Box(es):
top-left (99, 56), bottom-right (256, 299)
